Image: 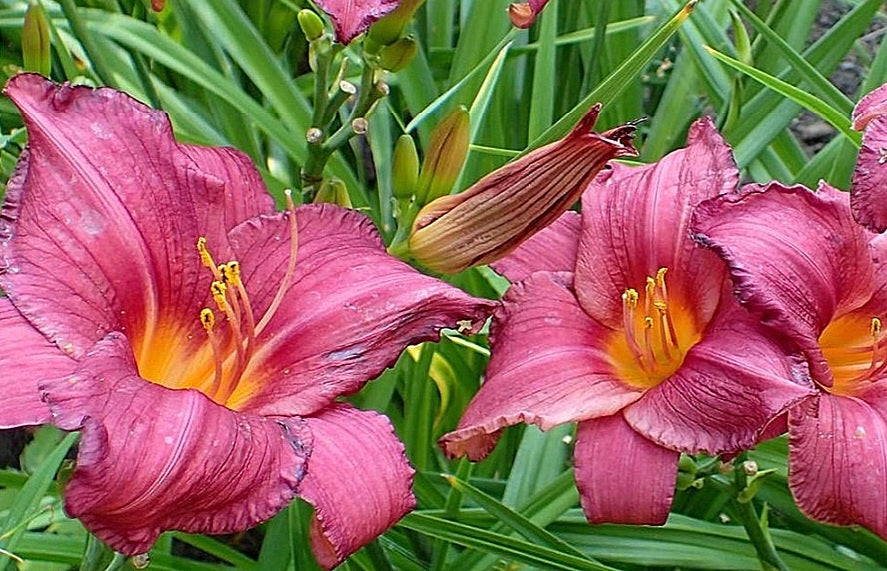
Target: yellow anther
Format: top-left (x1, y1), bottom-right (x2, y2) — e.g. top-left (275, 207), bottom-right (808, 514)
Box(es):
top-left (645, 276), bottom-right (656, 295)
top-left (872, 317), bottom-right (882, 337)
top-left (200, 308), bottom-right (215, 332)
top-left (211, 280), bottom-right (229, 311)
top-left (644, 316), bottom-right (654, 329)
top-left (197, 236), bottom-right (215, 268)
top-left (223, 261), bottom-right (242, 287)
top-left (655, 267), bottom-right (668, 288)
top-left (622, 288), bottom-right (639, 306)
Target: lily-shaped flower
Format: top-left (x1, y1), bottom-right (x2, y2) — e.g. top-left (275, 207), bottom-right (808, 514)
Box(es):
top-left (0, 74), bottom-right (493, 567)
top-left (408, 106), bottom-right (638, 274)
top-left (314, 0), bottom-right (400, 44)
top-left (851, 82), bottom-right (887, 232)
top-left (693, 181), bottom-right (887, 540)
top-left (439, 119), bottom-right (810, 522)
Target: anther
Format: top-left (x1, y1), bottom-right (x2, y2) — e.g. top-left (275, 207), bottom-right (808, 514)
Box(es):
top-left (200, 308), bottom-right (215, 331)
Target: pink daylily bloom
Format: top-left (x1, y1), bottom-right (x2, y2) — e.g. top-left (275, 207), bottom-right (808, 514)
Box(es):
top-left (439, 119), bottom-right (811, 523)
top-left (851, 83), bottom-right (887, 232)
top-left (313, 0), bottom-right (400, 43)
top-left (508, 0), bottom-right (551, 28)
top-left (693, 181), bottom-right (887, 540)
top-left (0, 74), bottom-right (493, 566)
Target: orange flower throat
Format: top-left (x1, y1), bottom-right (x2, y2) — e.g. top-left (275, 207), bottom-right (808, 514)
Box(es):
top-left (820, 313), bottom-right (887, 396)
top-left (609, 268), bottom-right (702, 390)
top-left (135, 191), bottom-right (299, 409)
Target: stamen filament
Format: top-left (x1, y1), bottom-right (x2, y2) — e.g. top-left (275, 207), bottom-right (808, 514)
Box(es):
top-left (621, 289), bottom-right (647, 369)
top-left (200, 308), bottom-right (225, 396)
top-left (255, 189), bottom-right (299, 336)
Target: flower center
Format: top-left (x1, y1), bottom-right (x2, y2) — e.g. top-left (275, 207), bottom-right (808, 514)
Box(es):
top-left (608, 268), bottom-right (701, 390)
top-left (820, 313), bottom-right (886, 396)
top-left (135, 191), bottom-right (299, 408)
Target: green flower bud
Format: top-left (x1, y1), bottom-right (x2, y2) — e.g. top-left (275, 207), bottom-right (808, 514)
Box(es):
top-left (298, 9), bottom-right (326, 42)
top-left (367, 0), bottom-right (424, 46)
top-left (314, 178), bottom-right (352, 208)
top-left (392, 135), bottom-right (420, 200)
top-left (22, 1), bottom-right (51, 77)
top-left (378, 36), bottom-right (418, 72)
top-left (416, 106), bottom-right (470, 205)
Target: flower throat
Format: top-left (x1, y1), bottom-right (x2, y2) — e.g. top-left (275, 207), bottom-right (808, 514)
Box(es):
top-left (609, 267), bottom-right (701, 389)
top-left (136, 191), bottom-right (299, 408)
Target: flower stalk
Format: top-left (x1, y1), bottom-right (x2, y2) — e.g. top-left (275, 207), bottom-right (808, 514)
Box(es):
top-left (729, 455), bottom-right (790, 571)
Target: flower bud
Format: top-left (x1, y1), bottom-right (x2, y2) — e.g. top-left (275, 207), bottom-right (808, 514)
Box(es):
top-left (367, 0), bottom-right (424, 47)
top-left (22, 1), bottom-right (51, 77)
top-left (378, 36), bottom-right (418, 72)
top-left (408, 104), bottom-right (639, 274)
top-left (508, 0), bottom-right (550, 28)
top-left (298, 9), bottom-right (326, 41)
top-left (313, 178), bottom-right (352, 208)
top-left (392, 135), bottom-right (420, 201)
top-left (416, 107), bottom-right (470, 205)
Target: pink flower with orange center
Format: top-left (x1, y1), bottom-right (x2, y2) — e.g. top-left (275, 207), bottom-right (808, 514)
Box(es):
top-left (693, 180), bottom-right (887, 540)
top-left (0, 74), bottom-right (493, 567)
top-left (440, 119), bottom-right (811, 523)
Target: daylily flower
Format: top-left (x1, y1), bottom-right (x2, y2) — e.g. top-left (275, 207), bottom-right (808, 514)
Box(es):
top-left (0, 74), bottom-right (493, 567)
top-left (408, 105), bottom-right (639, 274)
top-left (851, 83), bottom-right (887, 232)
top-left (439, 118), bottom-right (810, 523)
top-left (693, 181), bottom-right (887, 540)
top-left (508, 0), bottom-right (550, 28)
top-left (314, 0), bottom-right (400, 44)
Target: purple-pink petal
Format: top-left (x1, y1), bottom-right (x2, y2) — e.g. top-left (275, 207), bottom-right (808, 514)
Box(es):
top-left (789, 393), bottom-right (887, 539)
top-left (623, 292), bottom-right (813, 454)
top-left (852, 83), bottom-right (887, 131)
top-left (225, 204), bottom-right (495, 415)
top-left (574, 117), bottom-right (735, 329)
top-left (314, 0), bottom-right (400, 43)
top-left (41, 332), bottom-right (311, 554)
top-left (692, 182), bottom-right (874, 387)
top-left (574, 414), bottom-right (678, 524)
top-left (0, 298), bottom-right (75, 427)
top-left (851, 114), bottom-right (887, 232)
top-left (490, 211), bottom-right (580, 283)
top-left (439, 271), bottom-right (642, 461)
top-left (1, 74), bottom-right (272, 360)
top-left (299, 404), bottom-right (415, 570)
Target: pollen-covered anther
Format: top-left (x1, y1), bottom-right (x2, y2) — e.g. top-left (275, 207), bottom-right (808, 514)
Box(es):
top-left (200, 308), bottom-right (215, 332)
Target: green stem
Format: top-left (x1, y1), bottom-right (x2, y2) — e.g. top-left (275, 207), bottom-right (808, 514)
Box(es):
top-left (301, 60), bottom-right (384, 198)
top-left (731, 457), bottom-right (790, 571)
top-left (79, 534), bottom-right (115, 571)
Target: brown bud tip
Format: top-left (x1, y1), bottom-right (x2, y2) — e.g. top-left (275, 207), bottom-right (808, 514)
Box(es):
top-left (508, 3), bottom-right (536, 28)
top-left (151, 0), bottom-right (166, 11)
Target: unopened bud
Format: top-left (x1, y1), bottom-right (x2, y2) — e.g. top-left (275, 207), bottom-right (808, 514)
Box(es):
top-left (368, 0), bottom-right (423, 46)
top-left (416, 106), bottom-right (470, 205)
top-left (378, 36), bottom-right (418, 72)
top-left (508, 0), bottom-right (551, 28)
top-left (352, 117), bottom-right (368, 135)
top-left (392, 135), bottom-right (420, 200)
top-left (22, 1), bottom-right (51, 76)
top-left (314, 178), bottom-right (352, 208)
top-left (151, 0), bottom-right (166, 10)
top-left (298, 9), bottom-right (326, 41)
top-left (408, 104), bottom-right (638, 274)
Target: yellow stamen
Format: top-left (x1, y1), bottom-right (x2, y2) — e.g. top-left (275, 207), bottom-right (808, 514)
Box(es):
top-left (200, 308), bottom-right (225, 395)
top-left (612, 267), bottom-right (698, 389)
top-left (197, 237), bottom-right (223, 281)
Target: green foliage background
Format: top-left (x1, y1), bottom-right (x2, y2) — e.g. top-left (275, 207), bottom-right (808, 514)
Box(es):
top-left (1, 0), bottom-right (886, 569)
